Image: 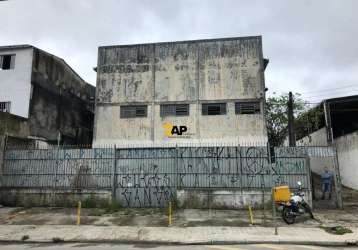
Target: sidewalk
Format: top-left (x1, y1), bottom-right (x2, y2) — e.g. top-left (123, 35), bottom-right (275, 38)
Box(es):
top-left (0, 225), bottom-right (357, 246)
top-left (0, 206), bottom-right (357, 246)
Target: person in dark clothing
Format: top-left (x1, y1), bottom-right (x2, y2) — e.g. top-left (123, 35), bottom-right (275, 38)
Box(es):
top-left (321, 167), bottom-right (333, 200)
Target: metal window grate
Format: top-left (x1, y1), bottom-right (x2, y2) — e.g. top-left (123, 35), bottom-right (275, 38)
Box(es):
top-left (235, 101), bottom-right (260, 114)
top-left (0, 102), bottom-right (11, 113)
top-left (160, 104), bottom-right (189, 117)
top-left (120, 105), bottom-right (147, 118)
top-left (202, 103), bottom-right (226, 115)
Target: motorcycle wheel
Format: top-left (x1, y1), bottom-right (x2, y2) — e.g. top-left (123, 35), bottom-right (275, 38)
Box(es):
top-left (282, 207), bottom-right (296, 224)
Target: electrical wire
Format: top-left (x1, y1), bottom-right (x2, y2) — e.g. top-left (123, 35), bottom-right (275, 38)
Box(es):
top-left (302, 89), bottom-right (358, 99)
top-left (300, 84), bottom-right (358, 95)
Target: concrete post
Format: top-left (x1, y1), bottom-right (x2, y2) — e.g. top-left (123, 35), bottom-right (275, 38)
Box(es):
top-left (333, 146), bottom-right (343, 209)
top-left (112, 145), bottom-right (117, 199)
top-left (287, 92), bottom-right (296, 147)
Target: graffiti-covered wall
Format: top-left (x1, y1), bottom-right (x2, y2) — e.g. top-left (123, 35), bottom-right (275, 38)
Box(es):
top-left (1, 146), bottom-right (310, 208)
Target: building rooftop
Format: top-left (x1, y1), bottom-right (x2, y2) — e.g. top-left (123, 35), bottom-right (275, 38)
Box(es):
top-left (99, 35), bottom-right (263, 49)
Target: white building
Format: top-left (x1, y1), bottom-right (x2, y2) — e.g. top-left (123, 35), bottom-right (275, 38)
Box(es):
top-left (0, 45), bottom-right (95, 145)
top-left (0, 45), bottom-right (33, 118)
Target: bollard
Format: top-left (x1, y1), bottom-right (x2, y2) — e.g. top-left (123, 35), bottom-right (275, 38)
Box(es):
top-left (248, 205), bottom-right (254, 225)
top-left (168, 201), bottom-right (172, 226)
top-left (272, 188), bottom-right (278, 235)
top-left (77, 201), bottom-right (81, 226)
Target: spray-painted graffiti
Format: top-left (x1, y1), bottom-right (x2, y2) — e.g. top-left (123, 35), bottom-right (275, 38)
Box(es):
top-left (2, 146), bottom-right (311, 207)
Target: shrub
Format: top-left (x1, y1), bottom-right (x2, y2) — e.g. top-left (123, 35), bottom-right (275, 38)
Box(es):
top-left (21, 235), bottom-right (29, 241)
top-left (105, 199), bottom-right (122, 213)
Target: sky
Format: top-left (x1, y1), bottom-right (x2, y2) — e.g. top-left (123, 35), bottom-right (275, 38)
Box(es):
top-left (1, 0), bottom-right (357, 104)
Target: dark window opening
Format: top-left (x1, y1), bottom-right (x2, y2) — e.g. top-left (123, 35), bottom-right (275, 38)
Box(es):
top-left (1, 55), bottom-right (15, 70)
top-left (120, 105), bottom-right (147, 118)
top-left (0, 102), bottom-right (11, 113)
top-left (160, 104), bottom-right (189, 117)
top-left (202, 103), bottom-right (226, 115)
top-left (235, 101), bottom-right (261, 114)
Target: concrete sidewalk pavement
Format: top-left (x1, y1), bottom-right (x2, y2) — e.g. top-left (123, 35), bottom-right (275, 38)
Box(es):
top-left (0, 225), bottom-right (357, 246)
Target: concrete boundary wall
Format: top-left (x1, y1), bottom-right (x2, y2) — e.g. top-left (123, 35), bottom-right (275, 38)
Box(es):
top-left (0, 188), bottom-right (111, 207)
top-left (0, 146), bottom-right (311, 208)
top-left (298, 127), bottom-right (358, 190)
top-left (335, 131), bottom-right (358, 190)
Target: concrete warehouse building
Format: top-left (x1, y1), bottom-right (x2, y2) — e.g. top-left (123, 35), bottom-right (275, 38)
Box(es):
top-left (0, 45), bottom-right (95, 147)
top-left (93, 36), bottom-right (269, 146)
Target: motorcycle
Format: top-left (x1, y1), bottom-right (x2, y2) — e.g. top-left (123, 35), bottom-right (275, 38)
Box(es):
top-left (278, 181), bottom-right (314, 224)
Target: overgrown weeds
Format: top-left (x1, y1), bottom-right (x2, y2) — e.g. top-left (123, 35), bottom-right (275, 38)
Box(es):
top-left (81, 194), bottom-right (122, 214)
top-left (320, 225), bottom-right (353, 235)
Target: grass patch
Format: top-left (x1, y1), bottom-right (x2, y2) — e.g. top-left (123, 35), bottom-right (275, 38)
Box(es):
top-left (21, 235), bottom-right (29, 241)
top-left (81, 195), bottom-right (122, 213)
top-left (81, 195), bottom-right (97, 209)
top-left (104, 199), bottom-right (122, 213)
top-left (52, 237), bottom-right (64, 243)
top-left (320, 225), bottom-right (353, 235)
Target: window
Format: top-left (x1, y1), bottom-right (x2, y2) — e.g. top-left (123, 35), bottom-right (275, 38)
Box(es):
top-left (160, 104), bottom-right (189, 117)
top-left (120, 105), bottom-right (147, 118)
top-left (0, 102), bottom-right (11, 113)
top-left (202, 103), bottom-right (226, 115)
top-left (235, 101), bottom-right (261, 114)
top-left (0, 54), bottom-right (15, 70)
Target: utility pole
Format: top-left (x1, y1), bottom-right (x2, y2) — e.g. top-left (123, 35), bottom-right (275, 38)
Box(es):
top-left (323, 101), bottom-right (333, 145)
top-left (323, 101), bottom-right (343, 209)
top-left (287, 92), bottom-right (296, 146)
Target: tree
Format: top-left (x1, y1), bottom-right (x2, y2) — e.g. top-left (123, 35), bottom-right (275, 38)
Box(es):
top-left (265, 93), bottom-right (306, 147)
top-left (295, 104), bottom-right (325, 141)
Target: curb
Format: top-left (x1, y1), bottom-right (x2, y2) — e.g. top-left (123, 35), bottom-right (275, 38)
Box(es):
top-left (0, 239), bottom-right (356, 246)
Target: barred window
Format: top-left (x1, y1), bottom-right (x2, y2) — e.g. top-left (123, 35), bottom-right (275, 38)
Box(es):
top-left (160, 104), bottom-right (189, 117)
top-left (202, 103), bottom-right (226, 115)
top-left (235, 101), bottom-right (260, 114)
top-left (0, 102), bottom-right (11, 113)
top-left (120, 105), bottom-right (147, 118)
top-left (0, 54), bottom-right (16, 70)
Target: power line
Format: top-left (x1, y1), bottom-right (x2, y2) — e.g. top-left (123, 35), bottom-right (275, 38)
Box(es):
top-left (300, 84), bottom-right (358, 95)
top-left (303, 89), bottom-right (358, 99)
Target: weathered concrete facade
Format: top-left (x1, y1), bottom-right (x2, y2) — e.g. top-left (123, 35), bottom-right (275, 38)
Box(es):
top-left (29, 47), bottom-right (95, 144)
top-left (94, 36), bottom-right (268, 146)
top-left (0, 45), bottom-right (95, 145)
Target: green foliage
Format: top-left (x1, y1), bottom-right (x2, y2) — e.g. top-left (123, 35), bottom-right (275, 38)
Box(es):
top-left (266, 93), bottom-right (307, 146)
top-left (81, 194), bottom-right (97, 208)
top-left (170, 193), bottom-right (179, 210)
top-left (52, 237), bottom-right (65, 243)
top-left (295, 105), bottom-right (325, 140)
top-left (320, 225), bottom-right (353, 235)
top-left (81, 194), bottom-right (122, 213)
top-left (104, 199), bottom-right (122, 213)
top-left (21, 235), bottom-right (29, 241)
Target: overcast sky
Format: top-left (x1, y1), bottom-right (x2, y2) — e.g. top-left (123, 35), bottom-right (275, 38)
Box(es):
top-left (1, 0), bottom-right (357, 103)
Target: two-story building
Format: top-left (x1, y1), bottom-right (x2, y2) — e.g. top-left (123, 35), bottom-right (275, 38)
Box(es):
top-left (0, 45), bottom-right (95, 147)
top-left (93, 36), bottom-right (269, 146)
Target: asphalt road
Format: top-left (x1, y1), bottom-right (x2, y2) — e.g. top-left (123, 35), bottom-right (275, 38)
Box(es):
top-left (0, 244), bottom-right (357, 250)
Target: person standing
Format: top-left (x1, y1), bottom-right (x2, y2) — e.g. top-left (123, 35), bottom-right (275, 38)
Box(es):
top-left (321, 167), bottom-right (333, 200)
